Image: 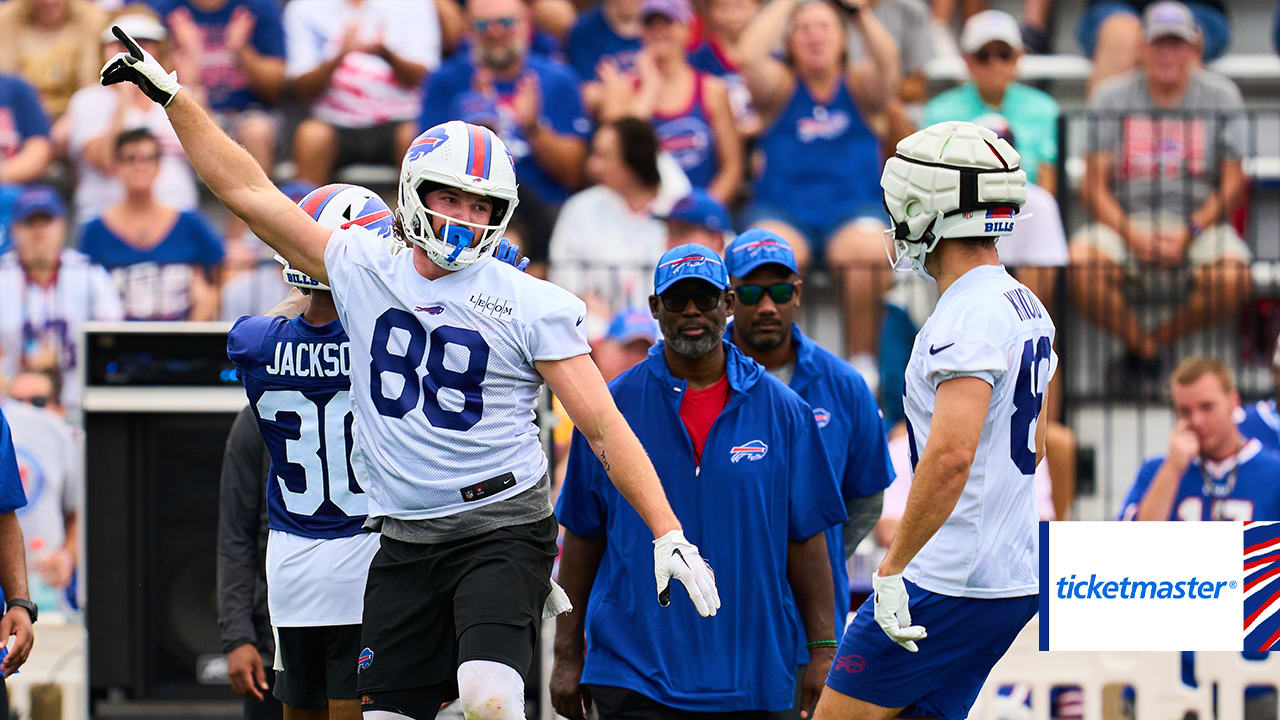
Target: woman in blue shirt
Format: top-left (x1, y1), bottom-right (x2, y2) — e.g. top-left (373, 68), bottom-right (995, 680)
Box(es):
top-left (734, 0), bottom-right (898, 368)
top-left (79, 127), bottom-right (224, 320)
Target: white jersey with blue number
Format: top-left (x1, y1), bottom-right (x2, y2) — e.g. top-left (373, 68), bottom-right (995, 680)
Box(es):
top-left (324, 226), bottom-right (590, 520)
top-left (901, 264), bottom-right (1057, 598)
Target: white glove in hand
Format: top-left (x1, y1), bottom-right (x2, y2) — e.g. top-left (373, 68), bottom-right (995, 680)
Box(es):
top-left (543, 579), bottom-right (573, 620)
top-left (872, 571), bottom-right (927, 652)
top-left (653, 530), bottom-right (720, 617)
top-left (100, 26), bottom-right (182, 107)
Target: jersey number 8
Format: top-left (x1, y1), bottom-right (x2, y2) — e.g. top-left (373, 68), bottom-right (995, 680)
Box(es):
top-left (369, 308), bottom-right (490, 431)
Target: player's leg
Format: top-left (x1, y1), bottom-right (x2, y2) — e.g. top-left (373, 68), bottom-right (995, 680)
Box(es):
top-left (812, 687), bottom-right (903, 720)
top-left (274, 627), bottom-right (332, 720)
top-left (456, 659), bottom-right (526, 720)
top-left (324, 624), bottom-right (364, 720)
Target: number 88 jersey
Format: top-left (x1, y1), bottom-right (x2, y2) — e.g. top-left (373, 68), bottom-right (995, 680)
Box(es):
top-left (323, 226), bottom-right (590, 521)
top-left (901, 265), bottom-right (1057, 599)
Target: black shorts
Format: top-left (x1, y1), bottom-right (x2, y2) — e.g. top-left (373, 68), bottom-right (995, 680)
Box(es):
top-left (356, 515), bottom-right (557, 698)
top-left (585, 685), bottom-right (771, 720)
top-left (272, 624), bottom-right (362, 708)
top-left (335, 122), bottom-right (404, 168)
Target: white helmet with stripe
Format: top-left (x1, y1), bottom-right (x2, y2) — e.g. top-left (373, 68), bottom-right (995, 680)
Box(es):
top-left (397, 120), bottom-right (519, 271)
top-left (280, 183), bottom-right (394, 291)
top-left (880, 121), bottom-right (1027, 278)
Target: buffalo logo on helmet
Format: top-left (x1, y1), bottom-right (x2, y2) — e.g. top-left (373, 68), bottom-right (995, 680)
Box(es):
top-left (729, 439), bottom-right (769, 463)
top-left (407, 126), bottom-right (450, 162)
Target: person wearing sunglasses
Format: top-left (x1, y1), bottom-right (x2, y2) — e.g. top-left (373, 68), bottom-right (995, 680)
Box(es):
top-left (723, 228), bottom-right (892, 720)
top-left (922, 10), bottom-right (1060, 197)
top-left (553, 243), bottom-right (846, 720)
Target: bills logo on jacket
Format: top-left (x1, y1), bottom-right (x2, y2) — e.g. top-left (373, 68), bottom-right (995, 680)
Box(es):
top-left (812, 408), bottom-right (831, 428)
top-left (729, 439), bottom-right (768, 463)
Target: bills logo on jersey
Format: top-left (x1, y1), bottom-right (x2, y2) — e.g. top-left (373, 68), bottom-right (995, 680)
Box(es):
top-left (407, 127), bottom-right (449, 162)
top-left (729, 439), bottom-right (768, 463)
top-left (416, 305), bottom-right (445, 315)
top-left (1244, 521), bottom-right (1280, 651)
top-left (796, 106), bottom-right (851, 143)
top-left (813, 408), bottom-right (831, 428)
top-left (357, 647), bottom-right (374, 671)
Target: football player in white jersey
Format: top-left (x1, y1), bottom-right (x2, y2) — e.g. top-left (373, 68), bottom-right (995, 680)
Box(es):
top-left (100, 28), bottom-right (720, 720)
top-left (815, 121), bottom-right (1057, 720)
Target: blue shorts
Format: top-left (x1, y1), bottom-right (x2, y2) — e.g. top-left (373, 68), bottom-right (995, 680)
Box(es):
top-left (738, 202), bottom-right (885, 264)
top-left (1076, 1), bottom-right (1229, 61)
top-left (824, 579), bottom-right (1037, 720)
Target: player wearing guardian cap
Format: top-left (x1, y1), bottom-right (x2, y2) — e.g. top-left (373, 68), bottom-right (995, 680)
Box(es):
top-left (227, 184), bottom-right (393, 720)
top-left (815, 121), bottom-right (1057, 720)
top-left (101, 28), bottom-right (719, 720)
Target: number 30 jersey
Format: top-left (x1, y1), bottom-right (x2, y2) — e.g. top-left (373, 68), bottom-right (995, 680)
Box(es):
top-left (323, 226), bottom-right (590, 521)
top-left (901, 265), bottom-right (1057, 599)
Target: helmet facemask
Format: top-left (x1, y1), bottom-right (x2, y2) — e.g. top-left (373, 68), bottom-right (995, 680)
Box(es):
top-left (398, 178), bottom-right (514, 271)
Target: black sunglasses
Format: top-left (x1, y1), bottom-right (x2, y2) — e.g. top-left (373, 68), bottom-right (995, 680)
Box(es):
top-left (734, 283), bottom-right (796, 306)
top-left (659, 287), bottom-right (724, 313)
top-left (974, 46), bottom-right (1014, 63)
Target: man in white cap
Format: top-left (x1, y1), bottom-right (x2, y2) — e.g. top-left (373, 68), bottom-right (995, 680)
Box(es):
top-left (923, 9), bottom-right (1060, 196)
top-left (1069, 0), bottom-right (1250, 394)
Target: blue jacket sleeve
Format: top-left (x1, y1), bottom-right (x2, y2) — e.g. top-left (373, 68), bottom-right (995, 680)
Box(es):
top-left (788, 400), bottom-right (847, 542)
top-left (843, 375), bottom-right (894, 499)
top-left (0, 409), bottom-right (29, 515)
top-left (1117, 459), bottom-right (1160, 520)
top-left (555, 428), bottom-right (608, 538)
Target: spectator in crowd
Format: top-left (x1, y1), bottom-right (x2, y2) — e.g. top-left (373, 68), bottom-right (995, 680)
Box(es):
top-left (217, 405), bottom-right (283, 720)
top-left (1081, 0), bottom-right (1229, 95)
top-left (552, 243), bottom-right (845, 720)
top-left (0, 0), bottom-right (107, 127)
top-left (5, 369), bottom-right (66, 418)
top-left (923, 10), bottom-right (1060, 196)
top-left (1, 388), bottom-right (80, 614)
top-left (658, 188), bottom-right (732, 252)
top-left (66, 12), bottom-right (199, 220)
top-left (850, 0), bottom-right (934, 147)
top-left (736, 0), bottom-right (899, 375)
top-left (567, 0), bottom-right (643, 80)
top-left (549, 117), bottom-right (691, 335)
top-left (1236, 333), bottom-right (1280, 453)
top-left (150, 0), bottom-right (286, 174)
top-left (0, 405), bottom-right (34, 687)
top-left (0, 73), bottom-right (54, 185)
top-left (597, 0), bottom-right (743, 204)
top-left (285, 0), bottom-right (440, 185)
top-left (422, 0), bottom-right (590, 208)
top-left (723, 230), bottom-right (893, 708)
top-left (79, 128), bottom-right (224, 320)
top-left (1119, 357), bottom-right (1280, 521)
top-left (1069, 0), bottom-right (1249, 386)
top-left (0, 185), bottom-right (125, 411)
top-left (689, 0), bottom-right (762, 137)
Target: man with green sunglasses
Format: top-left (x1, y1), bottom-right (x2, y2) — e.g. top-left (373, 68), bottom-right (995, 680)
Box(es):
top-left (724, 228), bottom-right (894, 720)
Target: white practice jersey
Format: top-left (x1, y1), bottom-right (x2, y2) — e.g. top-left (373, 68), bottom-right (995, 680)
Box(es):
top-left (901, 265), bottom-right (1057, 598)
top-left (324, 226), bottom-right (590, 520)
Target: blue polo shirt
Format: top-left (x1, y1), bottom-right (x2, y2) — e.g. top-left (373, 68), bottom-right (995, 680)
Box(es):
top-left (1238, 399), bottom-right (1280, 453)
top-left (775, 324), bottom-right (894, 629)
top-left (556, 341), bottom-right (845, 711)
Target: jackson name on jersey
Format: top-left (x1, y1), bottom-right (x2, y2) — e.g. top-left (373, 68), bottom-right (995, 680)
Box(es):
top-left (323, 225), bottom-right (591, 521)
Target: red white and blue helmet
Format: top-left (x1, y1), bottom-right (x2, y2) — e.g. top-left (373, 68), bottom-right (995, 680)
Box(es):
top-left (397, 120), bottom-right (519, 271)
top-left (280, 183), bottom-right (395, 291)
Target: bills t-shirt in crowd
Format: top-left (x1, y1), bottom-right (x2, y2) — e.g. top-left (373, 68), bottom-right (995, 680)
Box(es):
top-left (78, 211), bottom-right (224, 320)
top-left (149, 0), bottom-right (286, 113)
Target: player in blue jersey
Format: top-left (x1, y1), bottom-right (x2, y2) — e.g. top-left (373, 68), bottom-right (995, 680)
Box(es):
top-left (722, 229), bottom-right (893, 711)
top-left (815, 121), bottom-right (1052, 720)
top-left (227, 184), bottom-right (395, 720)
top-left (1119, 357), bottom-right (1280, 522)
top-left (1236, 334), bottom-right (1279, 453)
top-left (105, 28), bottom-right (719, 720)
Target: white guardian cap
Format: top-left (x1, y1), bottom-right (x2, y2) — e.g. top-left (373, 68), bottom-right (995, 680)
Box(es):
top-left (880, 121), bottom-right (1027, 278)
top-left (397, 120), bottom-right (520, 271)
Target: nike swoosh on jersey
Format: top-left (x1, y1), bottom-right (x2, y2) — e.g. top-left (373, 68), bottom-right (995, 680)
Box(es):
top-left (929, 343), bottom-right (955, 355)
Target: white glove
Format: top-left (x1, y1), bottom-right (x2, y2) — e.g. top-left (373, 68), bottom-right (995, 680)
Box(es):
top-left (872, 571), bottom-right (927, 652)
top-left (99, 26), bottom-right (182, 107)
top-left (542, 579), bottom-right (573, 620)
top-left (653, 530), bottom-right (720, 617)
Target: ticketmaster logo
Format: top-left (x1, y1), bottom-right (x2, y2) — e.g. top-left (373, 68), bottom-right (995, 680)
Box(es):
top-left (1055, 573), bottom-right (1238, 600)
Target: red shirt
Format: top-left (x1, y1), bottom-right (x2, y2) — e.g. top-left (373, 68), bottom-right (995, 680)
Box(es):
top-left (679, 374), bottom-right (729, 464)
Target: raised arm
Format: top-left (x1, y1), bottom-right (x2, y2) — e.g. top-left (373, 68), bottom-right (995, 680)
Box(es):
top-left (100, 27), bottom-right (332, 283)
top-left (735, 0), bottom-right (799, 115)
top-left (843, 0), bottom-right (900, 118)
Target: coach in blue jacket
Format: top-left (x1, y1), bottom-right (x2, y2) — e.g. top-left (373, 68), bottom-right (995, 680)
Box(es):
top-left (551, 244), bottom-right (847, 719)
top-left (724, 229), bottom-right (894, 637)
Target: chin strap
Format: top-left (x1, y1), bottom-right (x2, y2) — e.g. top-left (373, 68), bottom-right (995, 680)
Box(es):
top-left (442, 224), bottom-right (474, 263)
